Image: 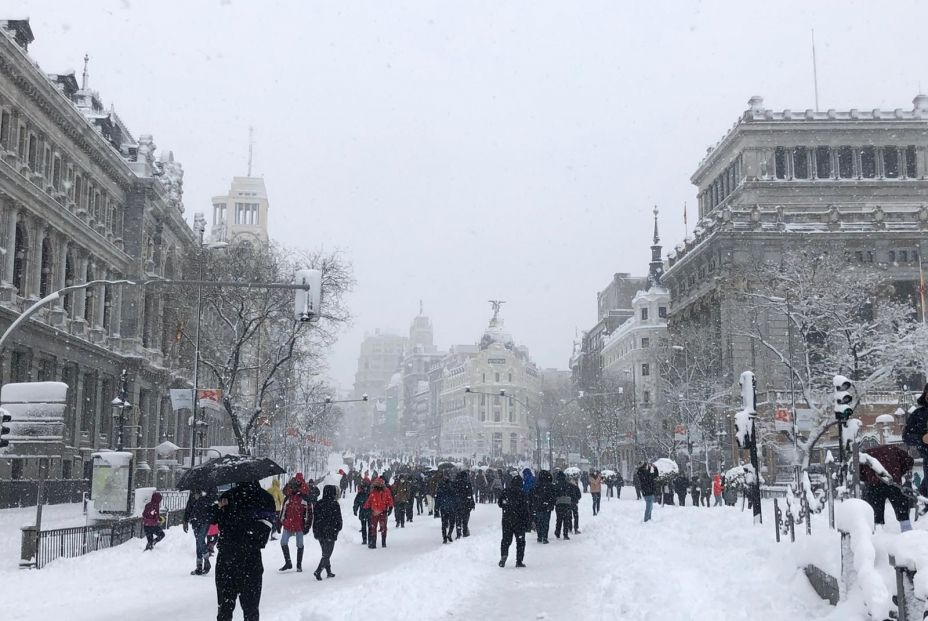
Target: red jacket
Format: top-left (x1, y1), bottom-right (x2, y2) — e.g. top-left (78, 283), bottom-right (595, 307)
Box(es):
top-left (712, 475), bottom-right (722, 496)
top-left (280, 493), bottom-right (311, 532)
top-left (142, 492), bottom-right (162, 527)
top-left (363, 486), bottom-right (394, 516)
top-left (861, 444), bottom-right (913, 485)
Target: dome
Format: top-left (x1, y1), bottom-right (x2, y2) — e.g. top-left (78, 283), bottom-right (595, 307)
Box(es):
top-left (480, 318), bottom-right (514, 350)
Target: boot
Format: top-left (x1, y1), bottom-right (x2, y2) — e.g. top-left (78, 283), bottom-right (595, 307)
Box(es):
top-left (201, 555), bottom-right (211, 575)
top-left (498, 556), bottom-right (507, 568)
top-left (361, 528), bottom-right (367, 545)
top-left (516, 540), bottom-right (526, 567)
top-left (381, 532), bottom-right (387, 548)
top-left (325, 561), bottom-right (335, 578)
top-left (296, 547), bottom-right (304, 573)
top-left (313, 563), bottom-right (323, 581)
top-left (279, 546), bottom-right (292, 571)
top-left (190, 557), bottom-right (203, 576)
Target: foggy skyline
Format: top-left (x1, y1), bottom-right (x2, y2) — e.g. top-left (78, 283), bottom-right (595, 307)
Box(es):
top-left (9, 0), bottom-right (928, 389)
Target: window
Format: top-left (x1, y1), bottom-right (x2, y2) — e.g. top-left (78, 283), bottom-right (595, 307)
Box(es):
top-left (27, 134), bottom-right (37, 171)
top-left (640, 308), bottom-right (649, 321)
top-left (17, 124), bottom-right (26, 159)
top-left (838, 147), bottom-right (854, 178)
top-left (39, 238), bottom-right (53, 297)
top-left (774, 147), bottom-right (787, 179)
top-left (52, 156), bottom-right (61, 190)
top-left (508, 372), bottom-right (512, 382)
top-left (815, 146), bottom-right (831, 178)
top-left (641, 363), bottom-right (650, 377)
top-left (508, 408), bottom-right (515, 423)
top-left (10, 459), bottom-right (22, 480)
top-left (493, 407), bottom-right (501, 423)
top-left (889, 250), bottom-right (896, 263)
top-left (860, 147), bottom-right (876, 178)
top-left (900, 250), bottom-right (909, 263)
top-left (906, 146), bottom-right (918, 178)
top-left (883, 147), bottom-right (899, 178)
top-left (641, 337), bottom-right (650, 348)
top-left (495, 372), bottom-right (500, 382)
top-left (0, 110), bottom-right (9, 149)
top-left (509, 433), bottom-right (518, 455)
top-left (658, 306), bottom-right (667, 318)
top-left (479, 408), bottom-right (486, 422)
top-left (792, 146), bottom-right (809, 179)
top-left (12, 221), bottom-right (28, 294)
top-left (643, 390), bottom-right (650, 404)
top-left (855, 250), bottom-right (864, 263)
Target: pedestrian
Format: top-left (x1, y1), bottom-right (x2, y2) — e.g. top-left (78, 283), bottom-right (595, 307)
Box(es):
top-left (637, 462), bottom-right (658, 522)
top-left (413, 474), bottom-right (425, 516)
top-left (476, 470), bottom-right (489, 504)
top-left (312, 484), bottom-right (343, 580)
top-left (605, 474), bottom-right (615, 499)
top-left (569, 475), bottom-right (582, 534)
top-left (362, 477), bottom-right (394, 548)
top-left (436, 473), bottom-right (457, 543)
top-left (498, 475), bottom-right (530, 568)
top-left (633, 469), bottom-right (642, 500)
top-left (861, 444), bottom-right (914, 532)
top-left (278, 475), bottom-right (311, 572)
top-left (183, 487), bottom-right (217, 575)
top-left (453, 470), bottom-right (475, 538)
top-left (353, 478), bottom-right (372, 545)
top-left (213, 481), bottom-right (276, 621)
top-left (589, 470), bottom-right (603, 516)
top-left (903, 383), bottom-right (928, 494)
top-left (615, 472), bottom-right (624, 499)
top-left (553, 471), bottom-right (574, 540)
top-left (428, 469), bottom-right (442, 518)
top-left (580, 470), bottom-right (590, 494)
top-left (662, 482), bottom-right (675, 506)
top-left (142, 491), bottom-right (166, 551)
top-left (673, 473), bottom-right (689, 506)
top-left (699, 474), bottom-right (711, 507)
top-left (392, 474), bottom-right (410, 528)
top-left (339, 472), bottom-right (349, 499)
top-left (690, 476), bottom-right (701, 507)
top-left (712, 473), bottom-right (723, 506)
top-left (490, 472), bottom-right (503, 504)
top-left (267, 480), bottom-right (284, 540)
top-left (531, 470), bottom-right (555, 543)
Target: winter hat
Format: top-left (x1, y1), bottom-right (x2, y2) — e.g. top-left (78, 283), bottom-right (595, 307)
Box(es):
top-left (295, 472), bottom-right (305, 481)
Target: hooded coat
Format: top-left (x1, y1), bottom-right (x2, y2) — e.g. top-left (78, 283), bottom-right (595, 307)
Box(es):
top-left (142, 492), bottom-right (162, 527)
top-left (904, 392), bottom-right (928, 458)
top-left (435, 477), bottom-right (457, 513)
top-left (521, 468), bottom-right (536, 494)
top-left (353, 482), bottom-right (372, 519)
top-left (553, 472), bottom-right (579, 506)
top-left (313, 485), bottom-right (344, 541)
top-left (453, 471), bottom-right (475, 511)
top-left (530, 470), bottom-right (556, 513)
top-left (268, 480), bottom-right (285, 511)
top-left (362, 479), bottom-right (395, 516)
top-left (183, 488), bottom-right (216, 528)
top-left (637, 464), bottom-right (659, 496)
top-left (499, 477), bottom-right (531, 533)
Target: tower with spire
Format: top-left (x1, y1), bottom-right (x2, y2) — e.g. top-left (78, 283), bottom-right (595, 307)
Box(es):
top-left (648, 206), bottom-right (664, 289)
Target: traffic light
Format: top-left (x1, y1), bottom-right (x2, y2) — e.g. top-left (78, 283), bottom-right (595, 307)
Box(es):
top-left (0, 409), bottom-right (11, 448)
top-left (293, 269), bottom-right (322, 323)
top-left (833, 375), bottom-right (856, 421)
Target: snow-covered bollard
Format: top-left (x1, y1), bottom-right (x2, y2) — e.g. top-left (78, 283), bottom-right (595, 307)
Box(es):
top-left (834, 499), bottom-right (891, 619)
top-left (886, 530), bottom-right (928, 621)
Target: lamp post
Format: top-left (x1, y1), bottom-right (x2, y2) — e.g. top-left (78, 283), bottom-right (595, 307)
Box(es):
top-left (110, 369), bottom-right (131, 451)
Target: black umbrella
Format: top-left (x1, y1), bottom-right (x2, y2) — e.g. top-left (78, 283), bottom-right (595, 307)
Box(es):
top-left (176, 454), bottom-right (286, 491)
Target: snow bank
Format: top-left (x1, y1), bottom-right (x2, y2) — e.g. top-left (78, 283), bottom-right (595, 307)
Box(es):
top-left (886, 530), bottom-right (928, 600)
top-left (835, 499), bottom-right (891, 619)
top-left (653, 458), bottom-right (679, 477)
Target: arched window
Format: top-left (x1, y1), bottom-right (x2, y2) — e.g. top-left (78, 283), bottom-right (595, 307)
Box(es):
top-left (12, 221), bottom-right (28, 294)
top-left (39, 237), bottom-right (53, 297)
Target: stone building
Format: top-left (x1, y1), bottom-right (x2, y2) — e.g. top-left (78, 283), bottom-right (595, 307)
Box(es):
top-left (437, 305), bottom-right (540, 461)
top-left (0, 20), bottom-right (200, 491)
top-left (662, 94), bottom-right (928, 392)
top-left (210, 176), bottom-right (269, 245)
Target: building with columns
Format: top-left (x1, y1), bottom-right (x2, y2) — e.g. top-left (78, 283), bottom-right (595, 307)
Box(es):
top-left (0, 20), bottom-right (201, 490)
top-left (210, 176), bottom-right (269, 245)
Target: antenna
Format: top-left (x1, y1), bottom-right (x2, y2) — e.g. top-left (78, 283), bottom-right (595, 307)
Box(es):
top-left (247, 125), bottom-right (254, 176)
top-left (811, 29), bottom-right (820, 112)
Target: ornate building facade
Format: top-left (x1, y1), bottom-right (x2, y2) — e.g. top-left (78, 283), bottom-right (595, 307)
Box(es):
top-left (0, 20), bottom-right (199, 489)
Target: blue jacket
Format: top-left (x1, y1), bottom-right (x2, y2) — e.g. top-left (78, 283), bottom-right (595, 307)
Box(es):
top-left (522, 469), bottom-right (536, 493)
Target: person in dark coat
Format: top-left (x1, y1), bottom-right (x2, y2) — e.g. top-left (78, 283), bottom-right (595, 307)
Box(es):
top-left (312, 485), bottom-right (343, 580)
top-left (615, 473), bottom-right (625, 499)
top-left (453, 470), bottom-right (475, 538)
top-left (633, 469), bottom-right (642, 500)
top-left (861, 444), bottom-right (915, 532)
top-left (435, 474), bottom-right (457, 543)
top-left (673, 474), bottom-right (689, 506)
top-left (183, 487), bottom-right (217, 575)
top-left (352, 478), bottom-right (372, 545)
top-left (213, 481), bottom-right (276, 621)
top-left (531, 470), bottom-right (556, 543)
top-left (498, 475), bottom-right (530, 568)
top-left (903, 384), bottom-right (928, 494)
top-left (568, 475), bottom-right (582, 534)
top-left (553, 471), bottom-right (575, 540)
top-left (636, 462), bottom-right (658, 523)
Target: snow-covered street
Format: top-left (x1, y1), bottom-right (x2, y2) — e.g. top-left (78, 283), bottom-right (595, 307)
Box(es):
top-left (3, 492), bottom-right (837, 621)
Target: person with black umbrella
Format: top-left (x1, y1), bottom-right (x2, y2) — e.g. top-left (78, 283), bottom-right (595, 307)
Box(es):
top-left (213, 481), bottom-right (276, 621)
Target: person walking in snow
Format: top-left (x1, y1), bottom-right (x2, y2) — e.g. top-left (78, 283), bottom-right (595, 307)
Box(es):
top-left (267, 480), bottom-right (285, 540)
top-left (183, 487), bottom-right (217, 574)
top-left (391, 474), bottom-right (411, 528)
top-left (453, 470), bottom-right (476, 538)
top-left (436, 473), bottom-right (458, 543)
top-left (673, 473), bottom-right (689, 506)
top-left (615, 472), bottom-right (624, 499)
top-left (712, 473), bottom-right (723, 506)
top-left (531, 470), bottom-right (556, 543)
top-left (589, 470), bottom-right (603, 515)
top-left (569, 474), bottom-right (582, 534)
top-left (636, 462), bottom-right (658, 523)
top-left (605, 474), bottom-right (615, 499)
top-left (490, 472), bottom-right (503, 504)
top-left (362, 477), bottom-right (394, 548)
top-left (278, 476), bottom-right (312, 572)
top-left (633, 469), bottom-right (642, 500)
top-left (142, 491), bottom-right (166, 551)
top-left (553, 471), bottom-right (575, 540)
top-left (861, 444), bottom-right (915, 532)
top-left (353, 478), bottom-right (372, 545)
top-left (312, 485), bottom-right (343, 580)
top-left (475, 470), bottom-right (489, 503)
top-left (498, 475), bottom-right (530, 568)
top-left (690, 476), bottom-right (701, 507)
top-left (213, 481), bottom-right (276, 621)
top-left (580, 470), bottom-right (590, 494)
top-left (339, 472), bottom-right (350, 499)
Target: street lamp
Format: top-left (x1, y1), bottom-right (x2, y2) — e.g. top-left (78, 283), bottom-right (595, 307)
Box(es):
top-left (110, 369), bottom-right (131, 451)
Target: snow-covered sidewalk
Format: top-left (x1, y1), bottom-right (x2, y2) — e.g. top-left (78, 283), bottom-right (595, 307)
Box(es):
top-left (2, 490), bottom-right (838, 621)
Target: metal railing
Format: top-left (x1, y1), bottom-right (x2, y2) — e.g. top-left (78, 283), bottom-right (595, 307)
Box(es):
top-left (156, 490), bottom-right (190, 513)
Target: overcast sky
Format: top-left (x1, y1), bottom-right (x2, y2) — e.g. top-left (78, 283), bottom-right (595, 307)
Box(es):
top-left (8, 0), bottom-right (928, 390)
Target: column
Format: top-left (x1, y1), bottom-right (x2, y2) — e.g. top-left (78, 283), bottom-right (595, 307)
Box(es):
top-left (55, 237), bottom-right (67, 303)
top-left (31, 221), bottom-right (46, 298)
top-left (93, 270), bottom-right (106, 329)
top-left (111, 277), bottom-right (123, 339)
top-left (0, 201), bottom-right (14, 285)
top-left (73, 251), bottom-right (87, 329)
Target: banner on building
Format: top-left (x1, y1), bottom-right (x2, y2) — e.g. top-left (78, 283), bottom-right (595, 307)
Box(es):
top-left (197, 389), bottom-right (223, 412)
top-left (796, 408), bottom-right (815, 432)
top-left (774, 407), bottom-right (793, 432)
top-left (170, 389), bottom-right (193, 411)
top-left (674, 424), bottom-right (686, 441)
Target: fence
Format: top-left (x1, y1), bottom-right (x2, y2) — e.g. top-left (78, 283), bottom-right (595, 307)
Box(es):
top-left (25, 508), bottom-right (186, 569)
top-left (0, 479), bottom-right (90, 509)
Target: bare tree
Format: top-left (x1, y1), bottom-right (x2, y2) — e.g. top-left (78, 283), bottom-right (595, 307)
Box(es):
top-left (180, 242), bottom-right (353, 454)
